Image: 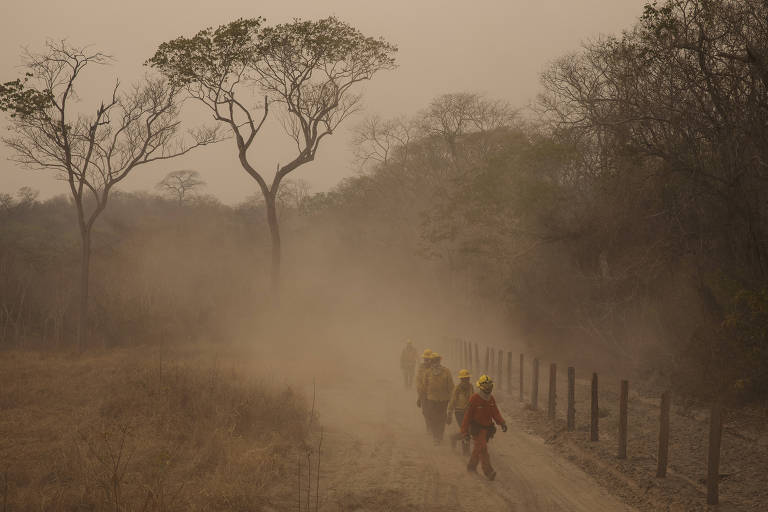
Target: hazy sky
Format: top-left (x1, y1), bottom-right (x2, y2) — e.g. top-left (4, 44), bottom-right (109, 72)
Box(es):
top-left (0, 0), bottom-right (645, 204)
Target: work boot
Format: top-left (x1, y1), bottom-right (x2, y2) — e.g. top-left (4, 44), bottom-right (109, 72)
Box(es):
top-left (485, 470), bottom-right (497, 481)
top-left (466, 465), bottom-right (477, 474)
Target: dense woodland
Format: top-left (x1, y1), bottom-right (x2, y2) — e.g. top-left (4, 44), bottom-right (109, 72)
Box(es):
top-left (2, 0), bottom-right (768, 405)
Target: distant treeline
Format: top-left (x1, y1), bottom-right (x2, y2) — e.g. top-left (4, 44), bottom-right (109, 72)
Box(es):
top-left (0, 189), bottom-right (273, 347)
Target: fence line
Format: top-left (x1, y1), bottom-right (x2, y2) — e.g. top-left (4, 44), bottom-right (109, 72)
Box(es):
top-left (427, 337), bottom-right (724, 509)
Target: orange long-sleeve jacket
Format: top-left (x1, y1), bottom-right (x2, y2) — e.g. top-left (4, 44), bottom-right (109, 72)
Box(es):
top-left (461, 392), bottom-right (505, 434)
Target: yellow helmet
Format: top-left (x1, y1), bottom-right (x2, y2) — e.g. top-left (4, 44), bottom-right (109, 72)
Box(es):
top-left (406, 339), bottom-right (413, 346)
top-left (429, 352), bottom-right (441, 360)
top-left (476, 374), bottom-right (494, 392)
top-left (458, 369), bottom-right (471, 379)
top-left (422, 349), bottom-right (433, 359)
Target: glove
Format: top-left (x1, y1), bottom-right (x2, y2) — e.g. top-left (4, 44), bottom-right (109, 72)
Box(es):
top-left (416, 398), bottom-right (421, 408)
top-left (501, 423), bottom-right (508, 433)
top-left (446, 414), bottom-right (452, 425)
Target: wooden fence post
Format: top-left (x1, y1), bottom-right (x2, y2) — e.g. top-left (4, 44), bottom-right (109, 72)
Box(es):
top-left (707, 401), bottom-right (724, 505)
top-left (478, 345), bottom-right (482, 373)
top-left (519, 354), bottom-right (524, 402)
top-left (465, 340), bottom-right (470, 370)
top-left (548, 363), bottom-right (557, 420)
top-left (618, 380), bottom-right (628, 459)
top-left (453, 339), bottom-right (458, 366)
top-left (656, 391), bottom-right (670, 477)
top-left (567, 367), bottom-right (575, 431)
top-left (465, 341), bottom-right (470, 370)
top-left (497, 350), bottom-right (503, 390)
top-left (531, 358), bottom-right (540, 410)
top-left (590, 373), bottom-right (599, 441)
top-left (506, 352), bottom-right (512, 394)
top-left (490, 348), bottom-right (495, 377)
top-left (463, 341), bottom-right (468, 371)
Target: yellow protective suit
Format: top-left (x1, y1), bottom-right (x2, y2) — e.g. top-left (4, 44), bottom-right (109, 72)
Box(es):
top-left (448, 381), bottom-right (474, 413)
top-left (416, 362), bottom-right (430, 399)
top-left (424, 365), bottom-right (454, 402)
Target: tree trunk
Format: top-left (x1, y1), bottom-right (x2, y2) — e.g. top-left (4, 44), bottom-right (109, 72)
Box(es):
top-left (77, 228), bottom-right (92, 351)
top-left (265, 193), bottom-right (282, 297)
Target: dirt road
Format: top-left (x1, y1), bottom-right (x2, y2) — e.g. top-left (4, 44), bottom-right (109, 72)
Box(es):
top-left (309, 375), bottom-right (637, 512)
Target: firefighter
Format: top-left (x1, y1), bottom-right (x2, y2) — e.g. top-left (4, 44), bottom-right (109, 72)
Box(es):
top-left (447, 369), bottom-right (473, 455)
top-left (461, 374), bottom-right (507, 480)
top-left (423, 352), bottom-right (454, 445)
top-left (400, 339), bottom-right (419, 389)
top-left (416, 349), bottom-right (433, 433)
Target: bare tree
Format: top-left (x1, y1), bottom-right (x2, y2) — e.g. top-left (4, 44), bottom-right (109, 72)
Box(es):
top-left (237, 178), bottom-right (310, 221)
top-left (156, 169), bottom-right (206, 204)
top-left (149, 17), bottom-right (397, 295)
top-left (353, 92), bottom-right (517, 192)
top-left (277, 178), bottom-right (311, 213)
top-left (15, 186), bottom-right (39, 205)
top-left (0, 41), bottom-right (219, 349)
top-left (351, 116), bottom-right (416, 172)
top-left (419, 92), bottom-right (517, 162)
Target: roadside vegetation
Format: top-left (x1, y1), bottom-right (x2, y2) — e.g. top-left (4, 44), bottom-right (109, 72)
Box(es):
top-left (0, 346), bottom-right (311, 510)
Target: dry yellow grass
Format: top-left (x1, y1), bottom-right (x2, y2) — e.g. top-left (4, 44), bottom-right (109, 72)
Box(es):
top-left (0, 346), bottom-right (311, 511)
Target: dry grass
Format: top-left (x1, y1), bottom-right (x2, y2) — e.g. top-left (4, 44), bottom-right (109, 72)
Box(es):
top-left (0, 346), bottom-right (311, 511)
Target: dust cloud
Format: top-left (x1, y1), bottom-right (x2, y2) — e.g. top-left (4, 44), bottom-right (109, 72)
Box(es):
top-left (227, 219), bottom-right (518, 390)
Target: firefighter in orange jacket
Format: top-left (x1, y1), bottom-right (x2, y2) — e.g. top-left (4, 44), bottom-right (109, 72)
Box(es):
top-left (461, 374), bottom-right (507, 480)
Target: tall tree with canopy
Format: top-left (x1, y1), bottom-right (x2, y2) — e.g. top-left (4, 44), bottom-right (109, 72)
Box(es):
top-left (0, 41), bottom-right (219, 349)
top-left (148, 17), bottom-right (397, 294)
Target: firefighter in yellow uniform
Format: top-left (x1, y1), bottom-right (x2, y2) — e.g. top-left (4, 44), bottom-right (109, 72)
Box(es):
top-left (415, 349), bottom-right (433, 433)
top-left (447, 369), bottom-right (473, 455)
top-left (423, 352), bottom-right (454, 445)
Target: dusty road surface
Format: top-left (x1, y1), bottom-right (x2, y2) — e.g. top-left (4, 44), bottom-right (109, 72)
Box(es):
top-left (306, 375), bottom-right (637, 512)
